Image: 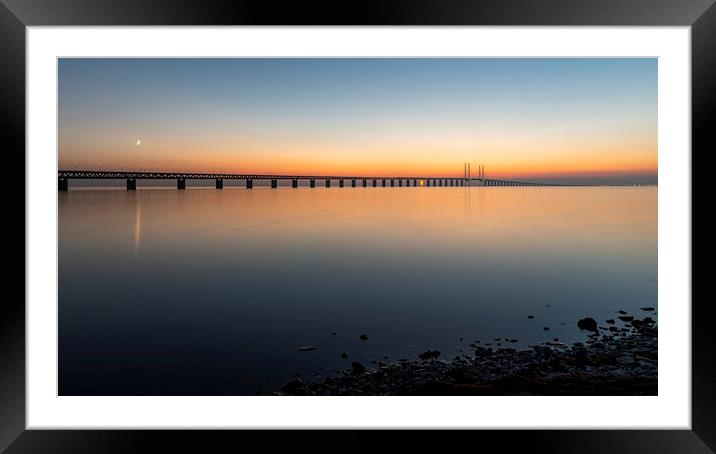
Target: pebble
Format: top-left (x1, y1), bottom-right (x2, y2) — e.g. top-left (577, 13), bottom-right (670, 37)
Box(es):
top-left (351, 362), bottom-right (366, 376)
top-left (419, 350), bottom-right (442, 360)
top-left (281, 378), bottom-right (307, 394)
top-left (577, 317), bottom-right (598, 333)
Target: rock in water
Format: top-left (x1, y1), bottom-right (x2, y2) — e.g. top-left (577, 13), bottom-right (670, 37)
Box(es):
top-left (640, 307), bottom-right (655, 311)
top-left (418, 350), bottom-right (441, 360)
top-left (351, 362), bottom-right (366, 376)
top-left (359, 334), bottom-right (368, 341)
top-left (281, 378), bottom-right (306, 394)
top-left (605, 319), bottom-right (615, 324)
top-left (340, 352), bottom-right (348, 359)
top-left (527, 315), bottom-right (535, 319)
top-left (577, 317), bottom-right (598, 333)
top-left (618, 316), bottom-right (634, 322)
top-left (298, 346), bottom-right (317, 352)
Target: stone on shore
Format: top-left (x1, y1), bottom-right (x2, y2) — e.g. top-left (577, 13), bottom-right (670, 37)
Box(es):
top-left (351, 362), bottom-right (366, 376)
top-left (281, 378), bottom-right (307, 394)
top-left (577, 317), bottom-right (598, 333)
top-left (418, 350), bottom-right (441, 360)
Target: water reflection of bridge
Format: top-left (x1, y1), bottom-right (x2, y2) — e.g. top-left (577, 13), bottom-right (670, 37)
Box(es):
top-left (57, 170), bottom-right (561, 191)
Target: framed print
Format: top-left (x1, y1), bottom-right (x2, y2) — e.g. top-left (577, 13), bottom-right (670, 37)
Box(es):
top-left (6, 0), bottom-right (711, 452)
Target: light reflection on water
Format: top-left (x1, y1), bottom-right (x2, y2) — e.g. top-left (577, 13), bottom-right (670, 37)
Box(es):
top-left (58, 186), bottom-right (657, 395)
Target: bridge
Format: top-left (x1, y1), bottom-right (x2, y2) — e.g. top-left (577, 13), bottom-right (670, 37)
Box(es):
top-left (57, 170), bottom-right (559, 191)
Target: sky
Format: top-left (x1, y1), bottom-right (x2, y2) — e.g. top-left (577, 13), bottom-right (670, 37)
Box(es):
top-left (58, 58), bottom-right (657, 185)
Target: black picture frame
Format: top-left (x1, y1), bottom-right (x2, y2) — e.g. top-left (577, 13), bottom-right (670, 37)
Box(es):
top-left (4, 0), bottom-right (709, 452)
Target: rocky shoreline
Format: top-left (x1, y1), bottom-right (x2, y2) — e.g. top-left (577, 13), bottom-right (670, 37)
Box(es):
top-left (277, 313), bottom-right (657, 396)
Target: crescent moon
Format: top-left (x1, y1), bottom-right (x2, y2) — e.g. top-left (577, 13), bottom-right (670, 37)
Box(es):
top-left (136, 139), bottom-right (141, 146)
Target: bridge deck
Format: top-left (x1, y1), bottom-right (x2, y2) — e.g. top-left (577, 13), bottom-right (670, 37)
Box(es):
top-left (57, 170), bottom-right (557, 187)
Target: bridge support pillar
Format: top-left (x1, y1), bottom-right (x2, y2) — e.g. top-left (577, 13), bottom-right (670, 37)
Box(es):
top-left (398, 179), bottom-right (402, 187)
top-left (246, 178), bottom-right (253, 189)
top-left (310, 179), bottom-right (315, 188)
top-left (382, 179), bottom-right (386, 187)
top-left (215, 179), bottom-right (223, 189)
top-left (58, 177), bottom-right (68, 191)
top-left (413, 179), bottom-right (417, 186)
top-left (362, 179), bottom-right (367, 187)
top-left (271, 179), bottom-right (278, 188)
top-left (177, 178), bottom-right (186, 190)
top-left (351, 179), bottom-right (356, 187)
top-left (126, 178), bottom-right (136, 190)
top-left (373, 179), bottom-right (377, 187)
top-left (390, 179), bottom-right (394, 187)
top-left (292, 178), bottom-right (298, 188)
top-left (339, 179), bottom-right (344, 187)
top-left (325, 179), bottom-right (331, 188)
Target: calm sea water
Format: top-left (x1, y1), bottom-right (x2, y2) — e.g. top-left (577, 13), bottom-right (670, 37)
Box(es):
top-left (59, 186), bottom-right (657, 395)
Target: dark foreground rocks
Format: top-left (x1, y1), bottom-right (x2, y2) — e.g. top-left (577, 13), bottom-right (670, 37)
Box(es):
top-left (277, 316), bottom-right (657, 396)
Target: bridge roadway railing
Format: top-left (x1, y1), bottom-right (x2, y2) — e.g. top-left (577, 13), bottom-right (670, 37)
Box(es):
top-left (57, 170), bottom-right (558, 191)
